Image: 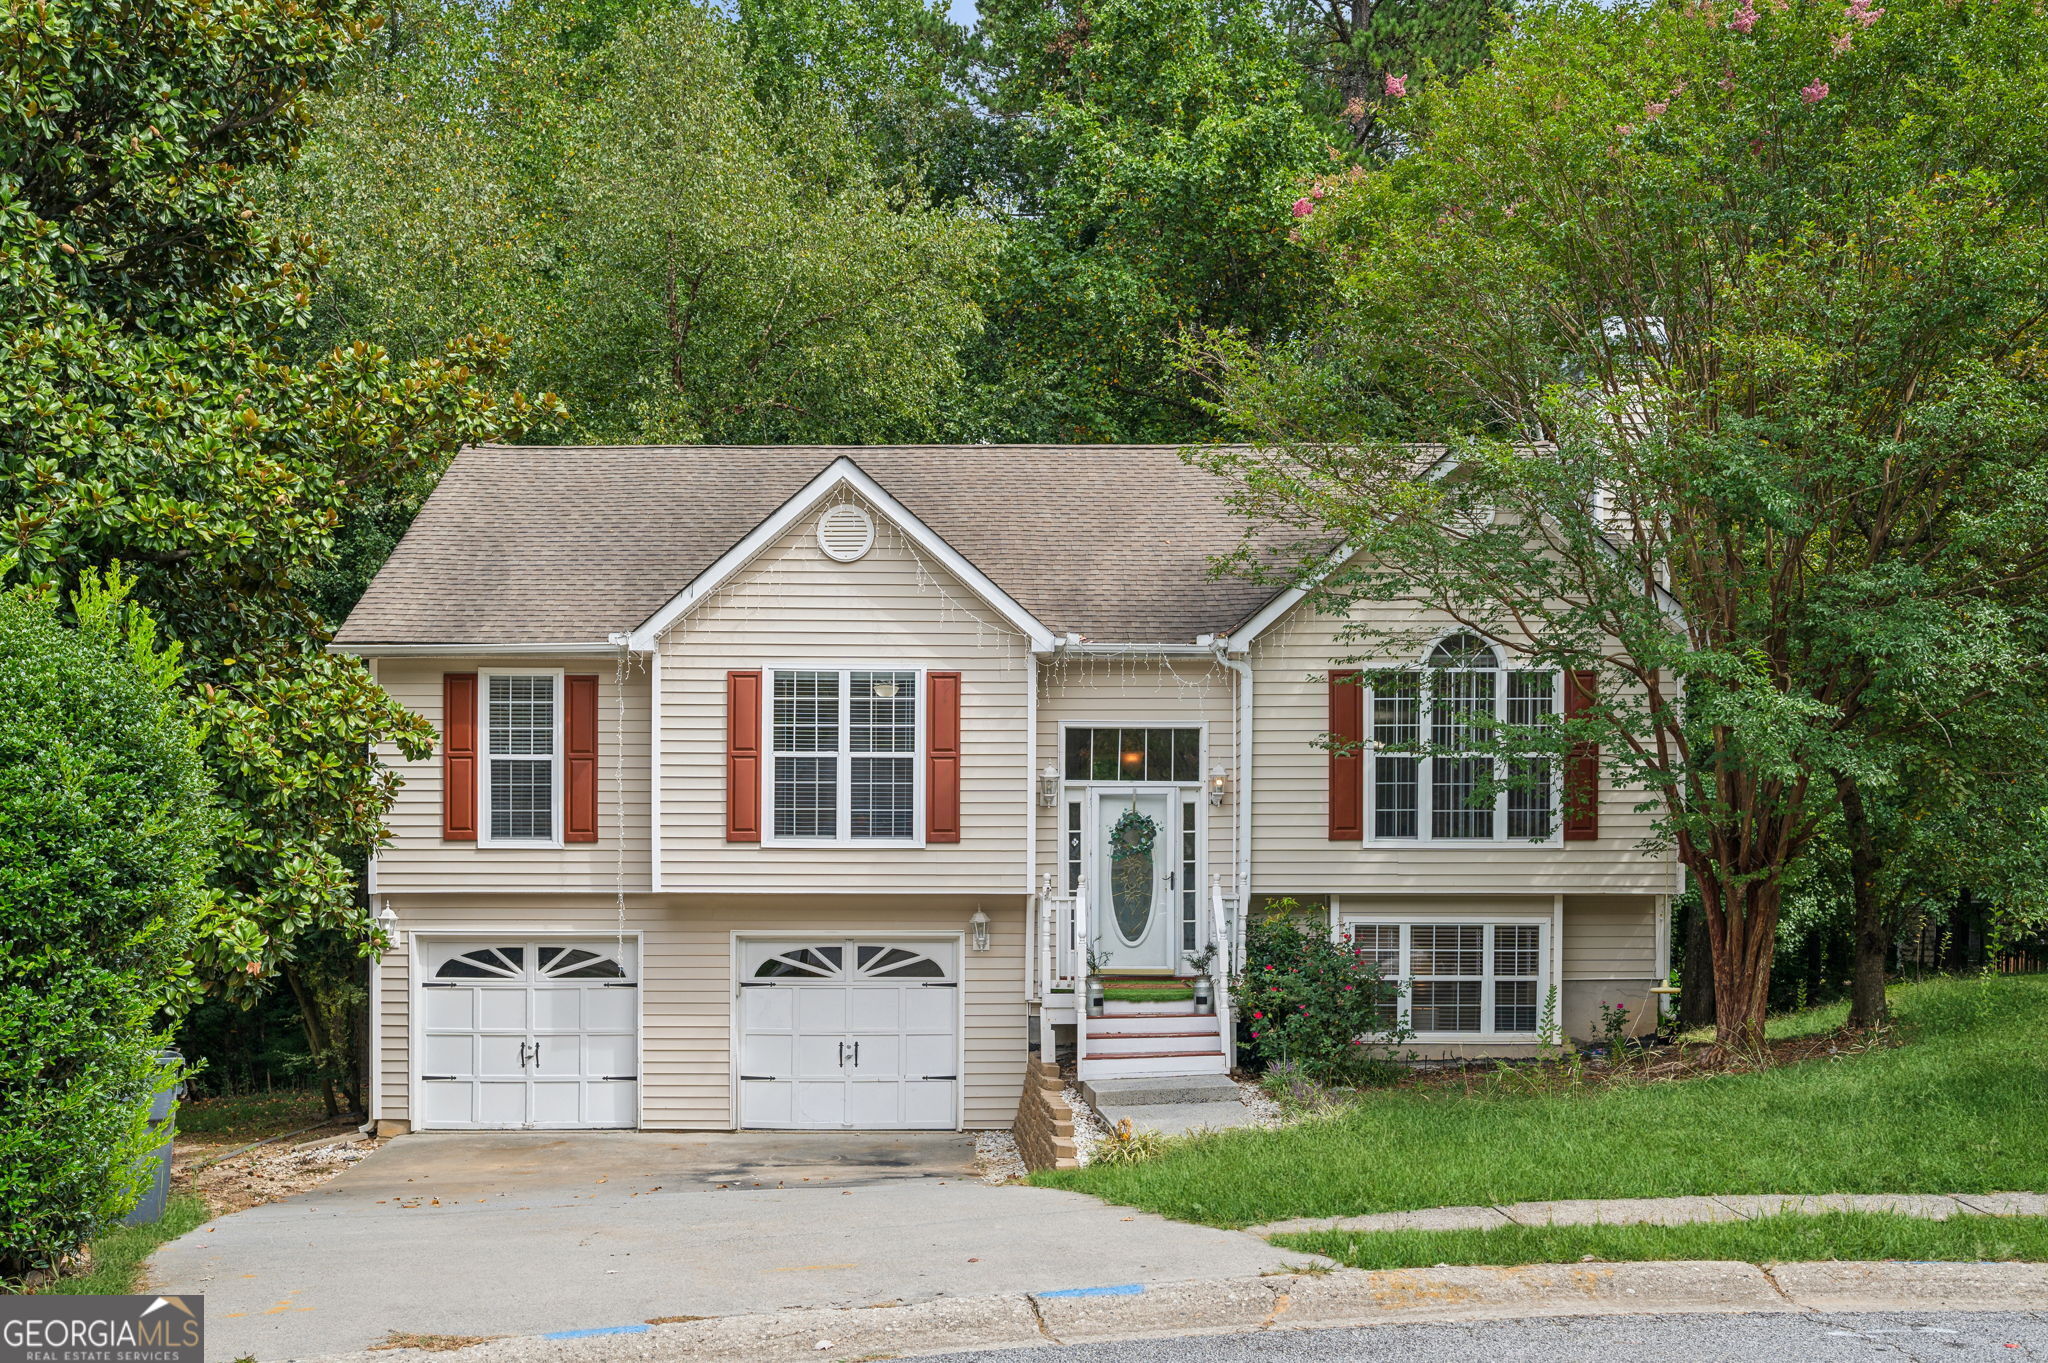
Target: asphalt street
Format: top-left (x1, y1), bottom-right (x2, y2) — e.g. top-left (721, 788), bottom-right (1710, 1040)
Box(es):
top-left (927, 1310), bottom-right (2048, 1361)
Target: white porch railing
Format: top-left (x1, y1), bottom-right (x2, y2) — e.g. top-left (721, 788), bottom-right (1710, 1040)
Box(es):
top-left (1034, 876), bottom-right (1084, 1002)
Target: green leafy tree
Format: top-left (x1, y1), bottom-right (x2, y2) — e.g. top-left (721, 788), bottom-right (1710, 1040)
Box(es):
top-left (281, 0), bottom-right (992, 446)
top-left (0, 572), bottom-right (215, 1278)
top-left (1, 0), bottom-right (550, 1105)
top-left (1281, 0), bottom-right (1504, 157)
top-left (1239, 904), bottom-right (1407, 1082)
top-left (1196, 0), bottom-right (2048, 1051)
top-left (967, 0), bottom-right (1340, 442)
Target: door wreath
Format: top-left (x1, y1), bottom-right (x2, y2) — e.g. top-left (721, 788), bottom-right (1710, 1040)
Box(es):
top-left (1109, 806), bottom-right (1160, 944)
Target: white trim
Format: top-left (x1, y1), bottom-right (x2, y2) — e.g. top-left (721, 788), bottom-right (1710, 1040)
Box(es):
top-left (628, 458), bottom-right (1058, 653)
top-left (728, 931), bottom-right (967, 1132)
top-left (649, 651), bottom-right (663, 894)
top-left (760, 664), bottom-right (927, 848)
top-left (367, 935), bottom-right (383, 1124)
top-left (476, 667), bottom-right (567, 849)
top-left (1341, 912), bottom-right (1553, 1044)
top-left (329, 641), bottom-right (618, 657)
top-left (406, 929), bottom-right (645, 1131)
top-left (1023, 653), bottom-right (1038, 1001)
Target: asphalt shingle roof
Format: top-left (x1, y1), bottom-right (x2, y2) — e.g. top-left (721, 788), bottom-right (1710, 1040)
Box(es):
top-left (334, 445), bottom-right (1291, 647)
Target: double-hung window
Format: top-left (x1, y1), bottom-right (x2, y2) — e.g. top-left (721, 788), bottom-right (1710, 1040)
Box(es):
top-left (1346, 920), bottom-right (1548, 1037)
top-left (769, 669), bottom-right (920, 843)
top-left (482, 671), bottom-right (560, 845)
top-left (1369, 633), bottom-right (1559, 842)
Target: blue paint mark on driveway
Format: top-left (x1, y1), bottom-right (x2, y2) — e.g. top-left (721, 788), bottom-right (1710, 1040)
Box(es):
top-left (1038, 1284), bottom-right (1146, 1298)
top-left (540, 1325), bottom-right (653, 1339)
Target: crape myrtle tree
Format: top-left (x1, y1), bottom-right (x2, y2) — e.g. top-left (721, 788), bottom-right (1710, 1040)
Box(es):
top-left (1, 0), bottom-right (555, 1107)
top-left (1195, 0), bottom-right (2048, 1051)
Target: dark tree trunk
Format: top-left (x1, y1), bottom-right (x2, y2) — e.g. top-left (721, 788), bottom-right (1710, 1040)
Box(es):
top-left (1678, 895), bottom-right (1716, 1029)
top-left (1835, 773), bottom-right (1890, 1030)
top-left (284, 965), bottom-right (340, 1118)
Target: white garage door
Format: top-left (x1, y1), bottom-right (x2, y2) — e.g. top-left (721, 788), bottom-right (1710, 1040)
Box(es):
top-left (417, 938), bottom-right (639, 1130)
top-left (737, 939), bottom-right (960, 1130)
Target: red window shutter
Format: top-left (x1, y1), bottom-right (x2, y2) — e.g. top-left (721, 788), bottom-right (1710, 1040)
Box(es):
top-left (1328, 669), bottom-right (1365, 841)
top-left (564, 674), bottom-right (599, 843)
top-left (441, 673), bottom-right (478, 841)
top-left (726, 670), bottom-right (763, 842)
top-left (926, 671), bottom-right (963, 843)
top-left (1564, 669), bottom-right (1600, 841)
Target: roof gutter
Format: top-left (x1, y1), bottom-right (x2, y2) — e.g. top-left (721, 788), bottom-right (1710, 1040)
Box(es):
top-left (325, 641), bottom-right (622, 658)
top-left (1038, 634), bottom-right (1219, 658)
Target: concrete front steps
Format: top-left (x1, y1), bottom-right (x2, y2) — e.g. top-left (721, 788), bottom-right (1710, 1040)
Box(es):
top-left (1080, 1073), bottom-right (1262, 1138)
top-left (1077, 1000), bottom-right (1228, 1081)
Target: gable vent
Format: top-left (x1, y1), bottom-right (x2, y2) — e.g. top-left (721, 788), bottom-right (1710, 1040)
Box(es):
top-left (817, 504), bottom-right (875, 562)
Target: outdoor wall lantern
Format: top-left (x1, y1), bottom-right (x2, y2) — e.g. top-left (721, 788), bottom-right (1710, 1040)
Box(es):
top-left (376, 902), bottom-right (401, 949)
top-left (1208, 765), bottom-right (1232, 806)
top-left (969, 907), bottom-right (992, 953)
top-left (1038, 764), bottom-right (1060, 808)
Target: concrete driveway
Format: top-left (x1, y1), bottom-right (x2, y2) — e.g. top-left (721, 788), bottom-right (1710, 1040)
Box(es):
top-left (150, 1132), bottom-right (1310, 1362)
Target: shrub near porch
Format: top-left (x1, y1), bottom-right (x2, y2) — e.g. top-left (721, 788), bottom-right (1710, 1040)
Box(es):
top-left (1034, 975), bottom-right (2048, 1228)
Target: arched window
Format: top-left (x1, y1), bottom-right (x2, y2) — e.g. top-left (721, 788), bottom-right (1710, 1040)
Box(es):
top-left (1369, 634), bottom-right (1558, 840)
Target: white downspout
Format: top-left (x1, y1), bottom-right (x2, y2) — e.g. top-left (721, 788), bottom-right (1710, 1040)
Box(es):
top-left (1024, 651), bottom-right (1039, 1003)
top-left (1218, 649), bottom-right (1253, 908)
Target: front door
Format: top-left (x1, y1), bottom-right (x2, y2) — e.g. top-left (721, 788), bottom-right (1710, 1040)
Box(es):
top-left (1089, 787), bottom-right (1180, 973)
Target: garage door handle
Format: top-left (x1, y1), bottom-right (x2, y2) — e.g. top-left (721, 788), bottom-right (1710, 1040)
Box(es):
top-left (422, 1074), bottom-right (456, 1080)
top-left (422, 982), bottom-right (457, 989)
top-left (603, 1075), bottom-right (637, 1081)
top-left (740, 1075), bottom-right (774, 1081)
top-left (922, 981), bottom-right (958, 987)
top-left (923, 1075), bottom-right (957, 1081)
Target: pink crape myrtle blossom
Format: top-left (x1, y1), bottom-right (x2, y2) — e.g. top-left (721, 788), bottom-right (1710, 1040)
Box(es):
top-left (1831, 31), bottom-right (1854, 52)
top-left (1384, 73), bottom-right (1407, 97)
top-left (1645, 98), bottom-right (1670, 117)
top-left (1802, 77), bottom-right (1830, 102)
top-left (1292, 197), bottom-right (1316, 218)
top-left (1728, 0), bottom-right (1759, 31)
top-left (1846, 0), bottom-right (1885, 24)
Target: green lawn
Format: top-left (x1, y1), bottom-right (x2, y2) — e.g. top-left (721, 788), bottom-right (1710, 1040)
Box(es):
top-left (35, 1194), bottom-right (209, 1295)
top-left (1037, 975), bottom-right (2048, 1227)
top-left (1274, 1211), bottom-right (2048, 1270)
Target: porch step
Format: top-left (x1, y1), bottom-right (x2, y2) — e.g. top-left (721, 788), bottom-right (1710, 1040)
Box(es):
top-left (1103, 1000), bottom-right (1210, 1017)
top-left (1081, 1074), bottom-right (1243, 1108)
top-left (1086, 1032), bottom-right (1221, 1057)
top-left (1076, 1050), bottom-right (1231, 1081)
top-left (1082, 1048), bottom-right (1225, 1061)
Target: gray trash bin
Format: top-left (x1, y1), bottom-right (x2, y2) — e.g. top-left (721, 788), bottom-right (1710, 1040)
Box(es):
top-left (123, 1049), bottom-right (184, 1227)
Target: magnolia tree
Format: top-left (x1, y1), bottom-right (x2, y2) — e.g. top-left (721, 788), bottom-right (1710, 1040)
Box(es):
top-left (1197, 0), bottom-right (2048, 1050)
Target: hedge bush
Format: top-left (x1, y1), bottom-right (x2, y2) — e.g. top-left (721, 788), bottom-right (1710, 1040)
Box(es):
top-left (1237, 903), bottom-right (1408, 1084)
top-left (0, 576), bottom-right (216, 1279)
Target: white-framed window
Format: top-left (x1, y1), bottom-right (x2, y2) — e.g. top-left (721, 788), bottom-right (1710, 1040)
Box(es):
top-left (767, 668), bottom-right (922, 844)
top-left (1346, 919), bottom-right (1549, 1038)
top-left (480, 669), bottom-right (563, 846)
top-left (1367, 633), bottom-right (1559, 842)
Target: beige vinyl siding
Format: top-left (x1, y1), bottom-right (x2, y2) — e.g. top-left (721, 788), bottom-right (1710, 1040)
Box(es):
top-left (1036, 657), bottom-right (1238, 895)
top-left (373, 655), bottom-right (652, 895)
top-left (1248, 602), bottom-right (1675, 896)
top-left (377, 893), bottom-right (1027, 1129)
top-left (1562, 894), bottom-right (1661, 980)
top-left (656, 501), bottom-right (1034, 893)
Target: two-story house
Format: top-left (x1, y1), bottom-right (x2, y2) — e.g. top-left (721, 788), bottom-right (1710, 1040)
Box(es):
top-left (335, 446), bottom-right (1676, 1136)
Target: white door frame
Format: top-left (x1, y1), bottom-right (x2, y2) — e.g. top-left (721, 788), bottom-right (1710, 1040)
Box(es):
top-left (408, 929), bottom-right (644, 1131)
top-left (728, 931), bottom-right (966, 1132)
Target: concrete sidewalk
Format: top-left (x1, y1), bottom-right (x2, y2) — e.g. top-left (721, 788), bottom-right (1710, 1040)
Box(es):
top-left (1246, 1191), bottom-right (2048, 1237)
top-left (148, 1131), bottom-right (1316, 1362)
top-left (304, 1259), bottom-right (2048, 1363)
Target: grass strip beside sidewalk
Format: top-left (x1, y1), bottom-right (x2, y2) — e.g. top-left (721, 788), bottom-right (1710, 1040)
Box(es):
top-left (1036, 975), bottom-right (2048, 1226)
top-left (1274, 1211), bottom-right (2048, 1271)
